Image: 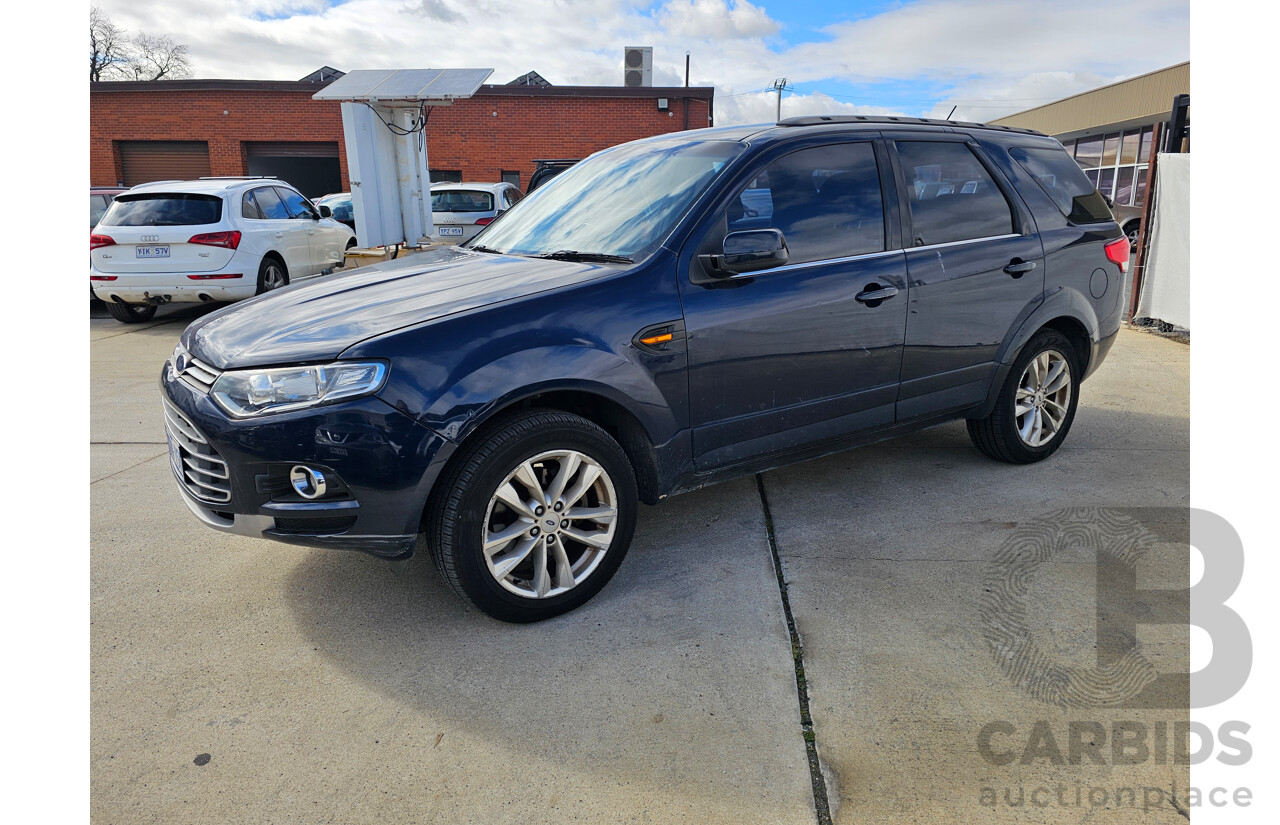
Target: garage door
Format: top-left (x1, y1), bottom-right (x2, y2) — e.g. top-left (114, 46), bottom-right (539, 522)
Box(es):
top-left (118, 141), bottom-right (211, 186)
top-left (244, 142), bottom-right (341, 199)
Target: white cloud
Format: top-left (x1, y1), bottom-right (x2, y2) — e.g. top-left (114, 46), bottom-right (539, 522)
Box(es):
top-left (716, 90), bottom-right (902, 127)
top-left (657, 0), bottom-right (779, 39)
top-left (92, 0), bottom-right (1188, 125)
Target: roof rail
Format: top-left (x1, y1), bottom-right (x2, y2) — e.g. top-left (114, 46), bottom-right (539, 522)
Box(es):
top-left (197, 176), bottom-right (278, 181)
top-left (775, 115), bottom-right (1044, 136)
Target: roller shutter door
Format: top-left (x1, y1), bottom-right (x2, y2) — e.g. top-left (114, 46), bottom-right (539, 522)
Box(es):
top-left (118, 141), bottom-right (211, 186)
top-left (245, 142), bottom-right (341, 199)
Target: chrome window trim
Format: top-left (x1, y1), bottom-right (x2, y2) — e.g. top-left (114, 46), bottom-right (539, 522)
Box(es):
top-left (910, 233), bottom-right (1021, 252)
top-left (752, 247), bottom-right (900, 275)
top-left (736, 231), bottom-right (1022, 277)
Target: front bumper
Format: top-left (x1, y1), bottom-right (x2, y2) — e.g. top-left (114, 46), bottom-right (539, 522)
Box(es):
top-left (160, 360), bottom-right (454, 559)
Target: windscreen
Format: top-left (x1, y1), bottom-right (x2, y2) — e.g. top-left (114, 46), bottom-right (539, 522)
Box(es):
top-left (101, 193), bottom-right (223, 226)
top-left (431, 190), bottom-right (494, 212)
top-left (468, 139), bottom-right (746, 260)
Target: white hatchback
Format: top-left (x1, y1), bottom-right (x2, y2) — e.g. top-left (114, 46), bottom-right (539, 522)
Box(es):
top-left (91, 177), bottom-right (356, 323)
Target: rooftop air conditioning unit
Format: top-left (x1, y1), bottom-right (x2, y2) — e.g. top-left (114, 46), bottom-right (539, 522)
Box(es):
top-left (624, 47), bottom-right (653, 87)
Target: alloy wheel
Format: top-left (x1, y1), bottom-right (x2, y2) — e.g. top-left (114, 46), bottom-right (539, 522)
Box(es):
top-left (1015, 349), bottom-right (1073, 447)
top-left (480, 450), bottom-right (618, 599)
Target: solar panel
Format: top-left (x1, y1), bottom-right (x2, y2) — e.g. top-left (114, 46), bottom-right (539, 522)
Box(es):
top-left (313, 68), bottom-right (493, 102)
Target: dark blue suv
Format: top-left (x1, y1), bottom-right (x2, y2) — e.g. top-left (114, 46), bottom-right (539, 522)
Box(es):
top-left (162, 116), bottom-right (1128, 622)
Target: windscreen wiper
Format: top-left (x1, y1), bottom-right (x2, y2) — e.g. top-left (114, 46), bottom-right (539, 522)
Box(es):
top-left (531, 250), bottom-right (634, 264)
top-left (464, 244), bottom-right (503, 254)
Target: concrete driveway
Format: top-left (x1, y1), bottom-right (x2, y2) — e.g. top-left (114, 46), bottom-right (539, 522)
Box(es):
top-left (91, 303), bottom-right (1189, 824)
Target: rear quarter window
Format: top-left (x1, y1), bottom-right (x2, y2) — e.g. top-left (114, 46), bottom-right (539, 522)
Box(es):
top-left (1009, 146), bottom-right (1113, 225)
top-left (101, 194), bottom-right (223, 226)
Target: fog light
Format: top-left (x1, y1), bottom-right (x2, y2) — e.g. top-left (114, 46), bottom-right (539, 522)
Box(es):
top-left (290, 465), bottom-right (327, 499)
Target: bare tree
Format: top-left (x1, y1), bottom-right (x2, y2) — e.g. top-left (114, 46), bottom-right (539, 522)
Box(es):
top-left (90, 7), bottom-right (193, 82)
top-left (126, 33), bottom-right (192, 81)
top-left (89, 6), bottom-right (128, 81)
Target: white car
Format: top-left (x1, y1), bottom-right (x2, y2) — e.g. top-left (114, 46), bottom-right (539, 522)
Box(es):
top-left (91, 178), bottom-right (356, 323)
top-left (429, 182), bottom-right (523, 244)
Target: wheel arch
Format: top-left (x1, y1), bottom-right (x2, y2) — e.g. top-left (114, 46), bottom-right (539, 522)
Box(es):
top-left (424, 385), bottom-right (665, 526)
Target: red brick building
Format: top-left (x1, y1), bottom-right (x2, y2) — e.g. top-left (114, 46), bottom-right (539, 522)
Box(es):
top-left (90, 76), bottom-right (715, 198)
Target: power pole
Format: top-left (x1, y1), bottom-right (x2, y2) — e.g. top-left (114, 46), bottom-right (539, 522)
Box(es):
top-left (773, 77), bottom-right (789, 122)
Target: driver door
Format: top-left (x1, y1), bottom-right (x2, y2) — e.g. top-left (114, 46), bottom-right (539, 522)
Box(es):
top-left (678, 140), bottom-right (910, 470)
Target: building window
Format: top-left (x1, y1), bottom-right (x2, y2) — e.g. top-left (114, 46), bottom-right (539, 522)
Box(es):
top-left (1068, 126), bottom-right (1153, 207)
top-left (501, 170), bottom-right (520, 187)
top-left (430, 169), bottom-right (462, 183)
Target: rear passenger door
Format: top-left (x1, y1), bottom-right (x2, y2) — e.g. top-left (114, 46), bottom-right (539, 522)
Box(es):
top-left (889, 137), bottom-right (1045, 420)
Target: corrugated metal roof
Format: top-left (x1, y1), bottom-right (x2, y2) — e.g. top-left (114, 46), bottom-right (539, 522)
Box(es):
top-left (989, 62), bottom-right (1189, 137)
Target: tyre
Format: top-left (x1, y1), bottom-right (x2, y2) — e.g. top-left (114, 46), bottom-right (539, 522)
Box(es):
top-left (255, 256), bottom-right (289, 295)
top-left (105, 301), bottom-right (157, 323)
top-left (426, 409), bottom-right (639, 623)
top-left (967, 329), bottom-right (1081, 464)
top-left (1124, 220), bottom-right (1140, 248)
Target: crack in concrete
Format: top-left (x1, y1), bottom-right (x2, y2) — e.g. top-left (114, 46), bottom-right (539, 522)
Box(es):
top-left (90, 451), bottom-right (168, 485)
top-left (756, 474), bottom-right (835, 825)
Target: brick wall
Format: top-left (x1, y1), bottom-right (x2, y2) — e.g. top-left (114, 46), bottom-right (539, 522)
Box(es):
top-left (90, 84), bottom-right (713, 189)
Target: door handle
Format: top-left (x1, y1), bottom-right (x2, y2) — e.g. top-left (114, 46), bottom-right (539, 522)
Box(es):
top-left (1004, 259), bottom-right (1037, 278)
top-left (855, 285), bottom-right (899, 305)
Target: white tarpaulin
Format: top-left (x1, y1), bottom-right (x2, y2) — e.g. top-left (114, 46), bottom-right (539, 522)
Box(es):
top-left (1136, 153), bottom-right (1190, 329)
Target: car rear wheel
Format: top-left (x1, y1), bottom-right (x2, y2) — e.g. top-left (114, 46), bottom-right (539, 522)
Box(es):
top-left (967, 329), bottom-right (1081, 464)
top-left (104, 301), bottom-right (157, 324)
top-left (1124, 220), bottom-right (1141, 247)
top-left (256, 257), bottom-right (289, 295)
top-left (426, 409), bottom-right (638, 623)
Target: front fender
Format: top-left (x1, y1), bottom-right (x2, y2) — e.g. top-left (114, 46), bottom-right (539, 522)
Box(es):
top-left (406, 344), bottom-right (684, 445)
top-left (346, 261), bottom-right (688, 452)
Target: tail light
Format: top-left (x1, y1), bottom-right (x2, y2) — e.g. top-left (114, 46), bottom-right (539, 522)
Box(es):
top-left (1104, 237), bottom-right (1130, 273)
top-left (91, 234), bottom-right (115, 250)
top-left (188, 231), bottom-right (242, 250)
top-left (474, 217), bottom-right (495, 226)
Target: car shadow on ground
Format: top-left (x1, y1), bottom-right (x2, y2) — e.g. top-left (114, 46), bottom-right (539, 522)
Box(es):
top-left (279, 404), bottom-right (1187, 795)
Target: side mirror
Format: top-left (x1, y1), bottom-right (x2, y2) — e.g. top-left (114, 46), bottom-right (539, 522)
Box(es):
top-left (699, 229), bottom-right (789, 277)
top-left (318, 205), bottom-right (333, 218)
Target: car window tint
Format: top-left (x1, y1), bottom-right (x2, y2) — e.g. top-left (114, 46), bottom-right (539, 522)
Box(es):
top-left (895, 141), bottom-right (1014, 246)
top-left (241, 191), bottom-right (264, 220)
top-left (100, 194), bottom-right (223, 226)
top-left (1009, 146), bottom-right (1113, 225)
top-left (276, 187), bottom-right (314, 219)
top-left (725, 142), bottom-right (885, 264)
top-left (90, 194), bottom-right (110, 227)
top-left (253, 187), bottom-right (290, 220)
top-left (431, 190), bottom-right (495, 212)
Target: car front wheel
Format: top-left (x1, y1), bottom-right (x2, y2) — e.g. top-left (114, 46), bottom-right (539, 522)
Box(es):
top-left (426, 409), bottom-right (638, 623)
top-left (967, 329), bottom-right (1081, 464)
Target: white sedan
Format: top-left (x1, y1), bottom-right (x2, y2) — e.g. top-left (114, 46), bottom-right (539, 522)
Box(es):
top-left (91, 178), bottom-right (356, 323)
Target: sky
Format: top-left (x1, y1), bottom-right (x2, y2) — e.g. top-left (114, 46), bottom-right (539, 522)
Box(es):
top-left (95, 0), bottom-right (1190, 125)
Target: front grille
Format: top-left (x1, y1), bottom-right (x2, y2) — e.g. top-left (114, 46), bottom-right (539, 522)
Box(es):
top-left (163, 400), bottom-right (232, 505)
top-left (175, 347), bottom-right (222, 394)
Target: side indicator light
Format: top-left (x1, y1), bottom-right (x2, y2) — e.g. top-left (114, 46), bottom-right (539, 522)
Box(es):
top-left (639, 332), bottom-right (674, 346)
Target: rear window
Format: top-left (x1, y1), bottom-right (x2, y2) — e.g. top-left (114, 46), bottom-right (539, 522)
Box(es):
top-left (101, 193), bottom-right (222, 226)
top-left (431, 190), bottom-right (494, 213)
top-left (1010, 146), bottom-right (1112, 225)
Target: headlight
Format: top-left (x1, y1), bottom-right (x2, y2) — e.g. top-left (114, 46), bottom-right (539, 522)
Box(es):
top-left (210, 361), bottom-right (387, 418)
